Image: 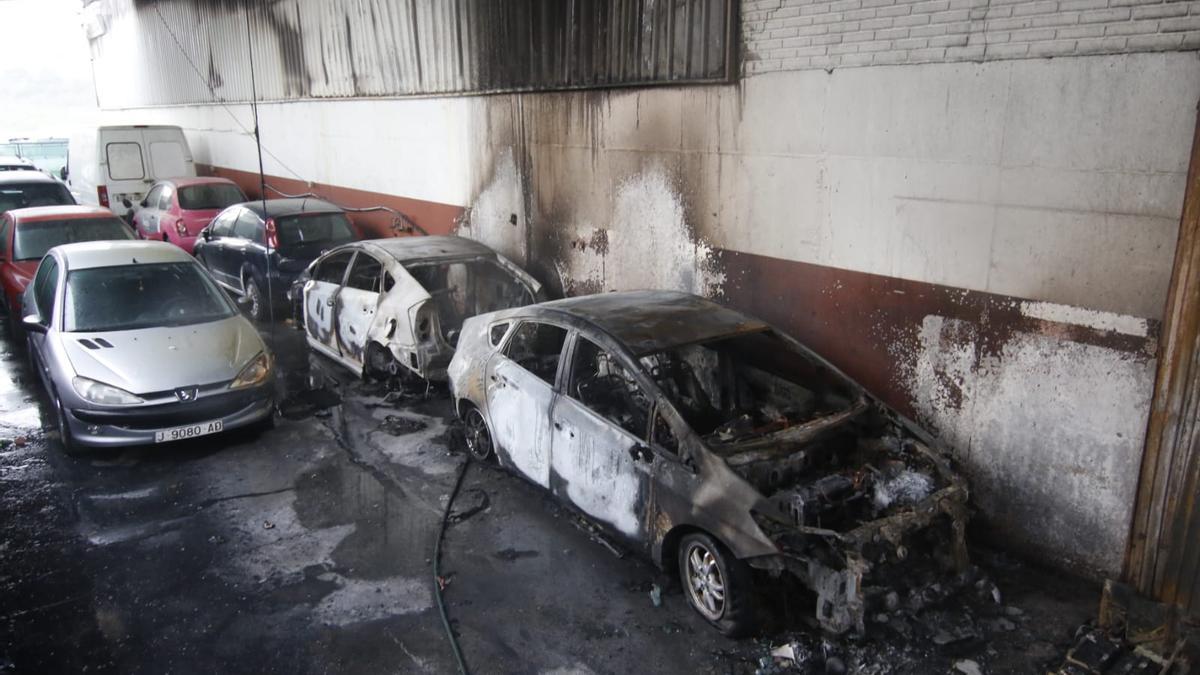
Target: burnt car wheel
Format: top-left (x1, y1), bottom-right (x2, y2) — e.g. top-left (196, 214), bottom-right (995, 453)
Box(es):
top-left (462, 407), bottom-right (493, 462)
top-left (679, 532), bottom-right (755, 636)
top-left (244, 277), bottom-right (264, 322)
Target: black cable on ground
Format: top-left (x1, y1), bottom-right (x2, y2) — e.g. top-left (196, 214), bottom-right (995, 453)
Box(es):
top-left (434, 457), bottom-right (472, 675)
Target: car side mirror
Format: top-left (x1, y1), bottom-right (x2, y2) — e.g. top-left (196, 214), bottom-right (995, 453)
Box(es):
top-left (22, 314), bottom-right (47, 334)
top-left (59, 167), bottom-right (68, 180)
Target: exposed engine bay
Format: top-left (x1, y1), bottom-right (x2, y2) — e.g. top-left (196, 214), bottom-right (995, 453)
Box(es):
top-left (640, 328), bottom-right (970, 634)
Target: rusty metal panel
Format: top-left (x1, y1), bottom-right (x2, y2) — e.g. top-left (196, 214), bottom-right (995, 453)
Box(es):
top-left (1125, 104), bottom-right (1200, 620)
top-left (85, 0), bottom-right (737, 109)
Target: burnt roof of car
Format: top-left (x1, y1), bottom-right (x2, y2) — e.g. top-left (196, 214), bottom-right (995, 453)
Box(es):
top-left (363, 235), bottom-right (498, 262)
top-left (535, 290), bottom-right (770, 354)
top-left (239, 198), bottom-right (343, 218)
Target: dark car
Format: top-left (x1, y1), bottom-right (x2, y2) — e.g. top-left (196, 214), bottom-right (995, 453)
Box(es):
top-left (448, 291), bottom-right (970, 636)
top-left (194, 198), bottom-right (359, 322)
top-left (0, 205), bottom-right (134, 335)
top-left (0, 171), bottom-right (75, 213)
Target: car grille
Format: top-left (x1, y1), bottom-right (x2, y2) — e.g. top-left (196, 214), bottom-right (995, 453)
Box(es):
top-left (71, 388), bottom-right (266, 430)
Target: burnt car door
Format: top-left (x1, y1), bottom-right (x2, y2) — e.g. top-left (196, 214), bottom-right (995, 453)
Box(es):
top-left (335, 251), bottom-right (383, 370)
top-left (304, 249), bottom-right (354, 359)
top-left (485, 320), bottom-right (567, 488)
top-left (550, 334), bottom-right (657, 545)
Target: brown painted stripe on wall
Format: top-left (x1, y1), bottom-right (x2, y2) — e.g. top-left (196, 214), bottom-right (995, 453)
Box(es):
top-left (717, 249), bottom-right (1160, 422)
top-left (196, 164), bottom-right (465, 238)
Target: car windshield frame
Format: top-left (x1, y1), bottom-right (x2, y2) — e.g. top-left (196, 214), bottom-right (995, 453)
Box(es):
top-left (178, 184), bottom-right (247, 211)
top-left (13, 217), bottom-right (134, 261)
top-left (63, 261), bottom-right (238, 333)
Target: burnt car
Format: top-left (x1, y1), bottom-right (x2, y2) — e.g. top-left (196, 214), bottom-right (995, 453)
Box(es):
top-left (296, 236), bottom-right (542, 381)
top-left (447, 290), bottom-right (969, 635)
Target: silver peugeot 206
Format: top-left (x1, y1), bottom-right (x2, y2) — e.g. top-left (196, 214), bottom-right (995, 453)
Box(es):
top-left (21, 240), bottom-right (275, 454)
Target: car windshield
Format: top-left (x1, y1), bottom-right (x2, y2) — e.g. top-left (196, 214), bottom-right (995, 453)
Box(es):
top-left (0, 183), bottom-right (74, 212)
top-left (638, 329), bottom-right (859, 445)
top-left (276, 213), bottom-right (355, 248)
top-left (64, 262), bottom-right (237, 332)
top-left (178, 184), bottom-right (246, 210)
top-left (13, 217), bottom-right (134, 260)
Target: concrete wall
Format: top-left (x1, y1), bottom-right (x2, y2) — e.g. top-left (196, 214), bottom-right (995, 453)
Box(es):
top-left (100, 18), bottom-right (1199, 578)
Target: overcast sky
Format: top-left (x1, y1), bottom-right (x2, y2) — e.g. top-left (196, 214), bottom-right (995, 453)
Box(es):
top-left (0, 0), bottom-right (97, 140)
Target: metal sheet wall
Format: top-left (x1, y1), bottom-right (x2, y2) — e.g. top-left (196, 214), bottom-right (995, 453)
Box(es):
top-left (86, 0), bottom-right (736, 109)
top-left (1125, 107), bottom-right (1200, 620)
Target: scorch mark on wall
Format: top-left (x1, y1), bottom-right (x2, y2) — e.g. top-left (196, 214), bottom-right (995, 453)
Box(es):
top-left (553, 167), bottom-right (725, 298)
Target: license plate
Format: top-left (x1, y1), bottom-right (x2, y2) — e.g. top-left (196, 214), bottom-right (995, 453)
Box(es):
top-left (155, 420), bottom-right (224, 443)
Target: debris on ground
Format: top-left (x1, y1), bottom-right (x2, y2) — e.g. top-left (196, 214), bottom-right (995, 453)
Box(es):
top-left (649, 583), bottom-right (662, 608)
top-left (277, 387), bottom-right (342, 419)
top-left (953, 658), bottom-right (982, 675)
top-left (447, 488), bottom-right (489, 523)
top-left (379, 414), bottom-right (428, 435)
top-left (262, 520), bottom-right (275, 530)
top-left (1048, 625), bottom-right (1190, 674)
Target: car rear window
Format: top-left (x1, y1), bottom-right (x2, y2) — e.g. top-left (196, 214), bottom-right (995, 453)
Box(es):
top-left (13, 217), bottom-right (133, 261)
top-left (276, 213), bottom-right (356, 248)
top-left (178, 184), bottom-right (246, 210)
top-left (0, 182), bottom-right (74, 212)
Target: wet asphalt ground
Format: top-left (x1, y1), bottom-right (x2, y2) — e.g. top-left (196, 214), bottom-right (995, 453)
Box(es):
top-left (0, 317), bottom-right (1103, 674)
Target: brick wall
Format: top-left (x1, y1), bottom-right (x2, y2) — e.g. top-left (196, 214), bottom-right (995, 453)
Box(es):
top-left (743, 0), bottom-right (1200, 71)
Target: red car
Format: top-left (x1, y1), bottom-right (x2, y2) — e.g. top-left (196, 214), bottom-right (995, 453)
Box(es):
top-left (131, 177), bottom-right (247, 254)
top-left (0, 205), bottom-right (133, 333)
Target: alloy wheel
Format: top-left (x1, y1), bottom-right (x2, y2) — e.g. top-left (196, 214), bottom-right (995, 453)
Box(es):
top-left (684, 541), bottom-right (726, 621)
top-left (463, 408), bottom-right (493, 461)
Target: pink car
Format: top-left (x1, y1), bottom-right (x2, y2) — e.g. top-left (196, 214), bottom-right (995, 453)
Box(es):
top-left (131, 177), bottom-right (247, 254)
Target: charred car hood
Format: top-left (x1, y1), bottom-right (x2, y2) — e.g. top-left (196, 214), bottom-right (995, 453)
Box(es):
top-left (60, 316), bottom-right (265, 395)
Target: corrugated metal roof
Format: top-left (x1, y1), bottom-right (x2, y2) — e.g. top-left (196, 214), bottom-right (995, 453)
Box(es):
top-left (87, 0), bottom-right (737, 109)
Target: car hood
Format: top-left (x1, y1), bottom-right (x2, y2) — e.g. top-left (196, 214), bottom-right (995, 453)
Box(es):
top-left (60, 315), bottom-right (265, 395)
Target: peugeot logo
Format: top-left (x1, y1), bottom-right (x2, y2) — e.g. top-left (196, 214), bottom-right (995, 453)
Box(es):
top-left (175, 387), bottom-right (199, 402)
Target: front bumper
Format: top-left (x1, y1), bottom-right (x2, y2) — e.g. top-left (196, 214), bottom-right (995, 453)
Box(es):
top-left (64, 385), bottom-right (274, 448)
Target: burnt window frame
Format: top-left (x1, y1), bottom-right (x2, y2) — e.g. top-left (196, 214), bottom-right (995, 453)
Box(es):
top-left (501, 319), bottom-right (570, 389)
top-left (312, 249), bottom-right (355, 286)
top-left (345, 251), bottom-right (383, 293)
top-left (560, 331), bottom-right (658, 443)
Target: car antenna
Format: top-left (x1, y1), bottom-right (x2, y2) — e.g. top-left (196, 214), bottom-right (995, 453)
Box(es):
top-left (245, 6), bottom-right (276, 340)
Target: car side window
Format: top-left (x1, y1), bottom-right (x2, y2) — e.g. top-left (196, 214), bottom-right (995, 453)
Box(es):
top-left (504, 322), bottom-right (567, 386)
top-left (0, 217), bottom-right (9, 257)
top-left (158, 184), bottom-right (174, 210)
top-left (143, 186), bottom-right (162, 209)
top-left (211, 211), bottom-right (236, 237)
top-left (32, 256), bottom-right (59, 320)
top-left (233, 211), bottom-right (259, 240)
top-left (489, 322), bottom-right (510, 347)
top-left (314, 251), bottom-right (353, 284)
top-left (568, 337), bottom-right (652, 439)
top-left (346, 253), bottom-right (382, 292)
top-left (382, 272), bottom-right (396, 292)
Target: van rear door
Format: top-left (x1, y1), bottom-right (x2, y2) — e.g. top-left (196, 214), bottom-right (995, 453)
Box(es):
top-left (101, 128), bottom-right (153, 218)
top-left (143, 128), bottom-right (194, 181)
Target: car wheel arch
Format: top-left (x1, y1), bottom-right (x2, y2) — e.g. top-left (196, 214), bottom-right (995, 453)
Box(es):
top-left (659, 524), bottom-right (727, 574)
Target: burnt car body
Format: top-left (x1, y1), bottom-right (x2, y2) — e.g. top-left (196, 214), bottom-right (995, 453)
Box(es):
top-left (448, 290), bottom-right (969, 635)
top-left (297, 236), bottom-right (541, 381)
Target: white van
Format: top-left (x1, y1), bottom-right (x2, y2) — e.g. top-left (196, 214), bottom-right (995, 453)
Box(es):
top-left (66, 125), bottom-right (195, 219)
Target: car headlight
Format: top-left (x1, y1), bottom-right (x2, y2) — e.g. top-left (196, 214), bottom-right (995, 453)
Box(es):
top-left (72, 376), bottom-right (144, 406)
top-left (230, 352), bottom-right (271, 389)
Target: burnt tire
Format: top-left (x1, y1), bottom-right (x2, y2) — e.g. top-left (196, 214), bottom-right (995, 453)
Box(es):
top-left (462, 406), bottom-right (494, 462)
top-left (678, 532), bottom-right (756, 637)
